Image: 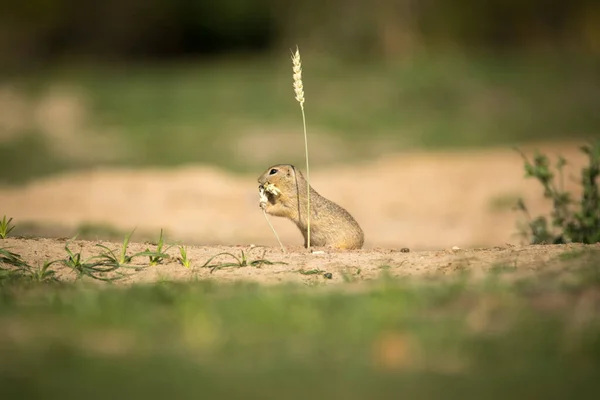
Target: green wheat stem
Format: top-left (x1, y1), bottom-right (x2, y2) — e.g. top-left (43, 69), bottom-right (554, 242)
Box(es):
top-left (300, 103), bottom-right (311, 250)
top-left (262, 209), bottom-right (286, 252)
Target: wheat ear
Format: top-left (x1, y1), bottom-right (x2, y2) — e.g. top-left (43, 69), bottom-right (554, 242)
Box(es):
top-left (291, 46), bottom-right (311, 250)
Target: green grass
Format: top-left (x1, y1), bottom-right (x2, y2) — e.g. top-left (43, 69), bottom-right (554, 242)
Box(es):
top-left (200, 249), bottom-right (286, 273)
top-left (1, 256), bottom-right (600, 399)
top-left (1, 54), bottom-right (599, 184)
top-left (0, 216), bottom-right (15, 239)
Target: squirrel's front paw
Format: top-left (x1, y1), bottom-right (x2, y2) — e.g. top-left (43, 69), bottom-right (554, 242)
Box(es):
top-left (258, 187), bottom-right (269, 210)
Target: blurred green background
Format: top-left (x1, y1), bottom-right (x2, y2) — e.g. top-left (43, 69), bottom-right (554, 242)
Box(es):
top-left (1, 0), bottom-right (599, 184)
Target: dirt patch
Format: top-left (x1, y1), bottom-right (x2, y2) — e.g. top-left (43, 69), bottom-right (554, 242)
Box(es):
top-left (0, 141), bottom-right (589, 250)
top-left (2, 238), bottom-right (598, 286)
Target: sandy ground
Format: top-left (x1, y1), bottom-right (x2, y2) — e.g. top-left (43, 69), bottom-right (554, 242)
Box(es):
top-left (2, 237), bottom-right (598, 286)
top-left (0, 141), bottom-right (590, 250)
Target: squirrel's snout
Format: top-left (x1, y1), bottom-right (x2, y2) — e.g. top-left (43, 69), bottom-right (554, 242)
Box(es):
top-left (257, 176), bottom-right (269, 186)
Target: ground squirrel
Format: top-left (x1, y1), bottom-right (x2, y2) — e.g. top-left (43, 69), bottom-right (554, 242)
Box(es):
top-left (258, 164), bottom-right (364, 249)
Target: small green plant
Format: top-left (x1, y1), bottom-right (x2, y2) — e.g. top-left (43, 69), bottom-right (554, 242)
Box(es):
top-left (0, 216), bottom-right (15, 239)
top-left (517, 142), bottom-right (600, 244)
top-left (177, 246), bottom-right (191, 268)
top-left (1, 248), bottom-right (60, 283)
top-left (145, 229), bottom-right (172, 266)
top-left (93, 243), bottom-right (127, 268)
top-left (201, 249), bottom-right (286, 273)
top-left (31, 260), bottom-right (61, 282)
top-left (0, 247), bottom-right (28, 268)
top-left (95, 229), bottom-right (167, 269)
top-left (118, 229), bottom-right (136, 264)
top-left (298, 268), bottom-right (324, 275)
top-left (63, 242), bottom-right (85, 269)
top-left (63, 241), bottom-right (122, 281)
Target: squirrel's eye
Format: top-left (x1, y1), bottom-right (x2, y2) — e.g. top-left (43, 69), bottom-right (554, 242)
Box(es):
top-left (269, 168), bottom-right (278, 175)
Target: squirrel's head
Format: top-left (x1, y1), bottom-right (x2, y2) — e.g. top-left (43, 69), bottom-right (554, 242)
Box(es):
top-left (257, 164), bottom-right (300, 187)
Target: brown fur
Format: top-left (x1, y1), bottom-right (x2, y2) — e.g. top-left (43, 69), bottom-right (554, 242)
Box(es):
top-left (258, 164), bottom-right (364, 249)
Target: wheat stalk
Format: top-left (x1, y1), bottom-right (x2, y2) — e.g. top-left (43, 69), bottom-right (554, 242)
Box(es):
top-left (291, 46), bottom-right (311, 250)
top-left (261, 210), bottom-right (285, 252)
